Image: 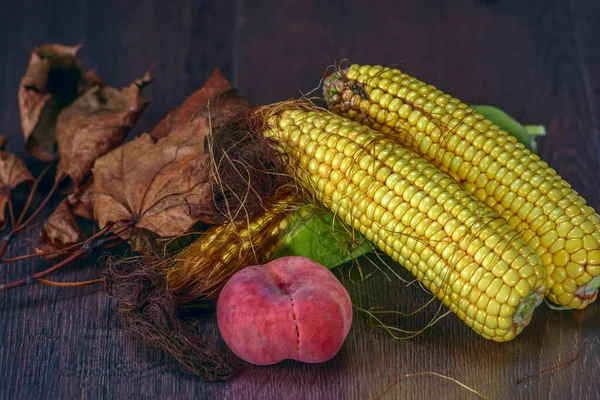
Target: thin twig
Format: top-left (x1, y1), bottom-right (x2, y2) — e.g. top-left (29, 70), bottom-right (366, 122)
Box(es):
top-left (16, 220), bottom-right (44, 235)
top-left (7, 197), bottom-right (16, 229)
top-left (0, 236), bottom-right (10, 262)
top-left (0, 224), bottom-right (116, 264)
top-left (0, 168), bottom-right (62, 261)
top-left (1, 244), bottom-right (82, 263)
top-left (0, 224), bottom-right (119, 291)
top-left (16, 176), bottom-right (62, 233)
top-left (0, 249), bottom-right (86, 291)
top-left (37, 277), bottom-right (104, 287)
top-left (15, 163), bottom-right (55, 227)
top-left (99, 238), bottom-right (127, 250)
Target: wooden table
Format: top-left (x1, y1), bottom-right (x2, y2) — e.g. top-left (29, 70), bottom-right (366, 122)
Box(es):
top-left (1, 1), bottom-right (599, 398)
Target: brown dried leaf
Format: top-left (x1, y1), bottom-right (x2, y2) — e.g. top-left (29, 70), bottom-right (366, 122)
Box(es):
top-left (128, 226), bottom-right (203, 256)
top-left (149, 69), bottom-right (232, 140)
top-left (0, 151), bottom-right (34, 224)
top-left (42, 199), bottom-right (81, 246)
top-left (84, 69), bottom-right (103, 87)
top-left (67, 179), bottom-right (94, 220)
top-left (55, 73), bottom-right (152, 187)
top-left (92, 118), bottom-right (215, 238)
top-left (33, 243), bottom-right (65, 260)
top-left (0, 135), bottom-right (7, 150)
top-left (128, 228), bottom-right (161, 255)
top-left (194, 88), bottom-right (251, 127)
top-left (18, 44), bottom-right (98, 161)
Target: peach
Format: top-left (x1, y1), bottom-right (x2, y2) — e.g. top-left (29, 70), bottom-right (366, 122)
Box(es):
top-left (216, 256), bottom-right (352, 365)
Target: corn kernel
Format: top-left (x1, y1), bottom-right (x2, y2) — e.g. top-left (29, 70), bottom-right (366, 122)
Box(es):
top-left (553, 250), bottom-right (570, 268)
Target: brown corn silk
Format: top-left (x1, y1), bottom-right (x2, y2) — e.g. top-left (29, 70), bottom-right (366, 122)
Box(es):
top-left (104, 257), bottom-right (235, 381)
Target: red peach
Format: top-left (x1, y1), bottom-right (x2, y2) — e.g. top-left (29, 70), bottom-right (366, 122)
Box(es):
top-left (216, 256), bottom-right (353, 366)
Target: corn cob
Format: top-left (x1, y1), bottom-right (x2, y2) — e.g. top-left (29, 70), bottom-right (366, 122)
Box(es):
top-left (159, 198), bottom-right (293, 302)
top-left (323, 64), bottom-right (600, 309)
top-left (263, 108), bottom-right (546, 341)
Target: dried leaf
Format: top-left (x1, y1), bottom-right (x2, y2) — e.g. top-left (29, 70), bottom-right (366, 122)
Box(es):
top-left (149, 69), bottom-right (232, 140)
top-left (128, 226), bottom-right (204, 256)
top-left (33, 243), bottom-right (65, 260)
top-left (32, 236), bottom-right (80, 260)
top-left (84, 69), bottom-right (103, 87)
top-left (67, 179), bottom-right (94, 220)
top-left (127, 228), bottom-right (161, 255)
top-left (0, 135), bottom-right (7, 150)
top-left (42, 199), bottom-right (81, 246)
top-left (93, 118), bottom-right (215, 238)
top-left (196, 88), bottom-right (251, 128)
top-left (0, 151), bottom-right (34, 224)
top-left (55, 73), bottom-right (152, 186)
top-left (18, 44), bottom-right (98, 161)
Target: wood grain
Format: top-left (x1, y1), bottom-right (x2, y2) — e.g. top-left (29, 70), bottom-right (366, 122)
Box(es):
top-left (571, 0), bottom-right (600, 202)
top-left (1, 0), bottom-right (599, 399)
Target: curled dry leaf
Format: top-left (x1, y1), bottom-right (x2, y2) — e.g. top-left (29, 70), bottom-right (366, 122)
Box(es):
top-left (67, 179), bottom-right (94, 220)
top-left (149, 69), bottom-right (232, 140)
top-left (127, 226), bottom-right (204, 256)
top-left (18, 44), bottom-right (99, 161)
top-left (56, 73), bottom-right (152, 187)
top-left (42, 199), bottom-right (81, 246)
top-left (0, 151), bottom-right (34, 224)
top-left (127, 228), bottom-right (162, 255)
top-left (32, 241), bottom-right (71, 261)
top-left (93, 118), bottom-right (215, 239)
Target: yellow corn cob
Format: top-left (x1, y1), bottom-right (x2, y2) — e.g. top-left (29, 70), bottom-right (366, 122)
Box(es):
top-left (159, 198), bottom-right (293, 302)
top-left (324, 64), bottom-right (600, 309)
top-left (263, 108), bottom-right (546, 341)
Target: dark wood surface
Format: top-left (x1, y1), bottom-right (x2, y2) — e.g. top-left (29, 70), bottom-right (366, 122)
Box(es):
top-left (1, 1), bottom-right (599, 399)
